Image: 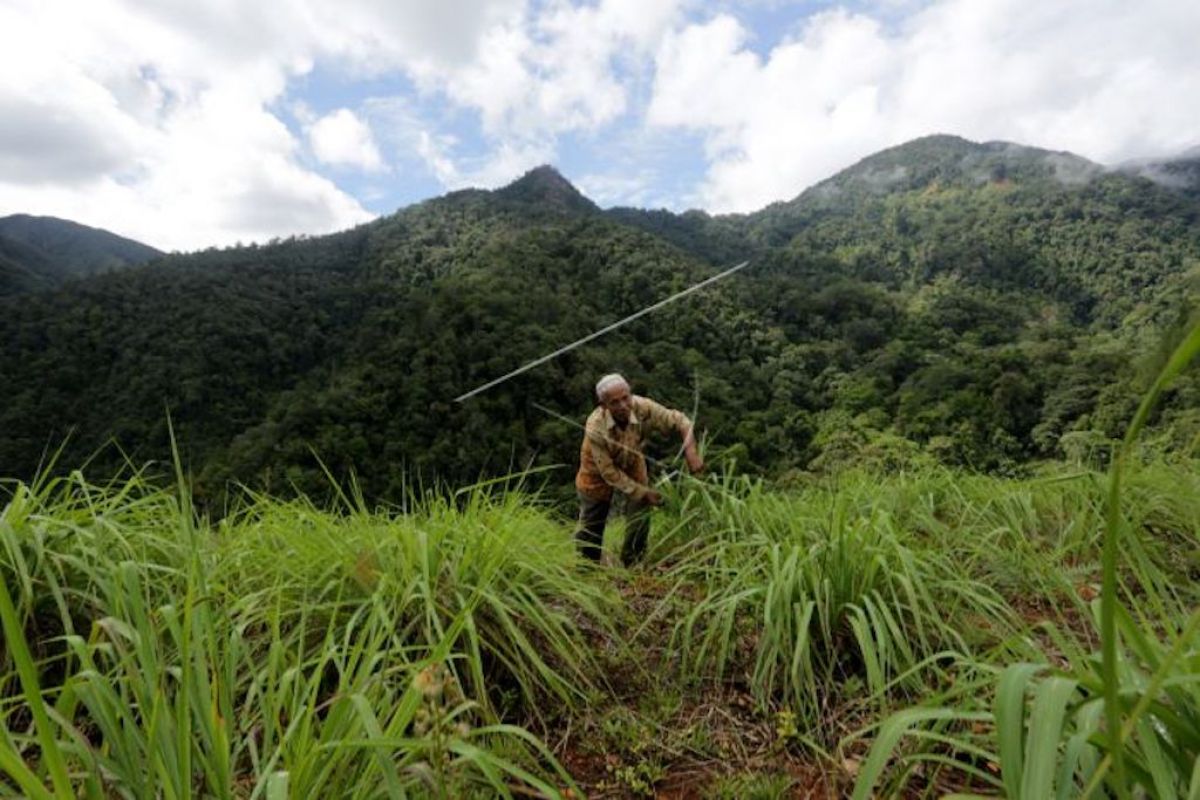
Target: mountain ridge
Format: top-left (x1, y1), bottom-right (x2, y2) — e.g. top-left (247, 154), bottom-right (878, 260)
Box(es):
top-left (4, 134), bottom-right (1192, 282)
top-left (1118, 153), bottom-right (1200, 199)
top-left (1, 133), bottom-right (1197, 498)
top-left (0, 214), bottom-right (163, 295)
top-left (494, 165), bottom-right (598, 214)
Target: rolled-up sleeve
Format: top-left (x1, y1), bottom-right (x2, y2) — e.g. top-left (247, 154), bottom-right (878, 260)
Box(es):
top-left (635, 396), bottom-right (690, 437)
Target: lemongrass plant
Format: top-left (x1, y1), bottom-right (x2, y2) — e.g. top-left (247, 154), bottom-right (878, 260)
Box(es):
top-left (849, 322), bottom-right (1200, 799)
top-left (643, 474), bottom-right (1021, 744)
top-left (1, 469), bottom-right (604, 798)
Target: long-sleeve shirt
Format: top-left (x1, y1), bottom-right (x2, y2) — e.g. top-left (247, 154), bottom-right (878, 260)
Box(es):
top-left (575, 395), bottom-right (690, 502)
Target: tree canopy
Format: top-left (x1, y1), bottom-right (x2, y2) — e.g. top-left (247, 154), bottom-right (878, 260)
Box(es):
top-left (2, 135), bottom-right (1197, 504)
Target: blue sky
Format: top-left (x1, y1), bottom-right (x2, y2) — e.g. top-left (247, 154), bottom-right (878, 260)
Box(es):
top-left (278, 2), bottom-right (721, 216)
top-left (1, 0), bottom-right (1197, 250)
top-left (280, 1), bottom-right (891, 217)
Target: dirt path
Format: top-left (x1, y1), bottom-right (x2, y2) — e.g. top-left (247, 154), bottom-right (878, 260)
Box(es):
top-left (550, 567), bottom-right (847, 799)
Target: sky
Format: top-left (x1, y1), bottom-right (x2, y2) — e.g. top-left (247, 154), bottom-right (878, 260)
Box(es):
top-left (1, 0), bottom-right (1198, 252)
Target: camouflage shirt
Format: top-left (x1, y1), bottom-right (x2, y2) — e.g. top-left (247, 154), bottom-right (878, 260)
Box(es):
top-left (575, 395), bottom-right (690, 502)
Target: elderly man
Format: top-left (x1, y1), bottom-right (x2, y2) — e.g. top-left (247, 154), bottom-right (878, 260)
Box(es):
top-left (574, 373), bottom-right (704, 565)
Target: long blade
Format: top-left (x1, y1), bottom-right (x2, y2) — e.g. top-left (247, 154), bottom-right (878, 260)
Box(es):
top-left (453, 260), bottom-right (750, 402)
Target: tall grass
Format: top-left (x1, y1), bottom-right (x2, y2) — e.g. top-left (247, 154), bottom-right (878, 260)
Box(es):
top-left (1, 471), bottom-right (609, 797)
top-left (643, 474), bottom-right (1020, 746)
top-left (849, 322), bottom-right (1200, 798)
top-left (3, 327), bottom-right (1197, 796)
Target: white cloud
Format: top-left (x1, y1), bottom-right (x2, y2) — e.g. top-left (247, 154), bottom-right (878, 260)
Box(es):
top-left (306, 0), bottom-right (526, 77)
top-left (358, 96), bottom-right (541, 192)
top-left (460, 140), bottom-right (556, 187)
top-left (0, 0), bottom-right (385, 250)
top-left (0, 0), bottom-right (592, 249)
top-left (308, 108), bottom-right (385, 171)
top-left (648, 0), bottom-right (1200, 212)
top-left (416, 130), bottom-right (553, 190)
top-left (424, 0), bottom-right (684, 181)
top-left (441, 0), bottom-right (682, 137)
top-left (416, 130), bottom-right (464, 187)
top-left (0, 0), bottom-right (685, 246)
top-left (3, 0), bottom-right (1198, 245)
top-left (0, 85), bottom-right (371, 250)
top-left (577, 172), bottom-right (654, 207)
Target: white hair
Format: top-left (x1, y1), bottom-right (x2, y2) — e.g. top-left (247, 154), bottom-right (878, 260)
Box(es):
top-left (595, 373), bottom-right (629, 402)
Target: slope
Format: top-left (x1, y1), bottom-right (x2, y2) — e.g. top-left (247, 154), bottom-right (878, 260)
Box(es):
top-left (1119, 147), bottom-right (1200, 201)
top-left (0, 214), bottom-right (163, 293)
top-left (742, 134), bottom-right (1200, 324)
top-left (0, 152), bottom-right (1197, 503)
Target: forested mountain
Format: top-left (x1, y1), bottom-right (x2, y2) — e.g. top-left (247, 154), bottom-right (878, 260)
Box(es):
top-left (617, 135), bottom-right (1200, 323)
top-left (0, 214), bottom-right (162, 296)
top-left (1, 136), bottom-right (1197, 504)
top-left (1120, 149), bottom-right (1200, 201)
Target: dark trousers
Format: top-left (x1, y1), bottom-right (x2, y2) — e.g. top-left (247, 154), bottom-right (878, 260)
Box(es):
top-left (575, 492), bottom-right (652, 566)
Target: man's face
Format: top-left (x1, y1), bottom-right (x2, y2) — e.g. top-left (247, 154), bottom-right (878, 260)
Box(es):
top-left (601, 382), bottom-right (633, 425)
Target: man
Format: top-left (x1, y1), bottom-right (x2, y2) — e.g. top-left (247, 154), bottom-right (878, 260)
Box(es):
top-left (574, 373), bottom-right (704, 565)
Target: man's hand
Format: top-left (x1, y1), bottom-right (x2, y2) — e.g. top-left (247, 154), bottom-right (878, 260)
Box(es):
top-left (680, 423), bottom-right (703, 476)
top-left (644, 489), bottom-right (664, 506)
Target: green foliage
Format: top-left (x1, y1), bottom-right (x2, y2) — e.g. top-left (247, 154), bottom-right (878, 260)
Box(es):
top-left (0, 470), bottom-right (602, 797)
top-left (2, 453), bottom-right (1198, 794)
top-left (850, 322), bottom-right (1200, 798)
top-left (704, 772), bottom-right (796, 800)
top-left (0, 213), bottom-right (162, 295)
top-left (1, 146), bottom-right (1199, 500)
top-left (654, 473), bottom-right (1018, 744)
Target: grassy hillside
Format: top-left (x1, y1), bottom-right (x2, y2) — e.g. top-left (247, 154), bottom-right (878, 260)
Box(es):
top-left (3, 321), bottom-right (1197, 795)
top-left (3, 134), bottom-right (1198, 797)
top-left (2, 451), bottom-right (1197, 796)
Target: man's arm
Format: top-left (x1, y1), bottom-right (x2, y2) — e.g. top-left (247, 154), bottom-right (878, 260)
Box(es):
top-left (679, 422), bottom-right (704, 474)
top-left (637, 397), bottom-right (704, 474)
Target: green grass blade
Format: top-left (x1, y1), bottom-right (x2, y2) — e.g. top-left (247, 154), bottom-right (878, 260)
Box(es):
top-left (1101, 321), bottom-right (1200, 799)
top-left (1021, 676), bottom-right (1078, 799)
top-left (0, 739), bottom-right (55, 800)
top-left (0, 556), bottom-right (73, 797)
top-left (851, 707), bottom-right (989, 800)
top-left (995, 663), bottom-right (1044, 798)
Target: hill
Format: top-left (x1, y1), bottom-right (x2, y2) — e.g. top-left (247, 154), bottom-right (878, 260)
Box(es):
top-left (615, 135), bottom-right (1200, 324)
top-left (0, 214), bottom-right (162, 295)
top-left (495, 164), bottom-right (599, 213)
top-left (1119, 148), bottom-right (1200, 200)
top-left (744, 135), bottom-right (1200, 324)
top-left (0, 145), bottom-right (1197, 501)
top-left (2, 456), bottom-right (1198, 796)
